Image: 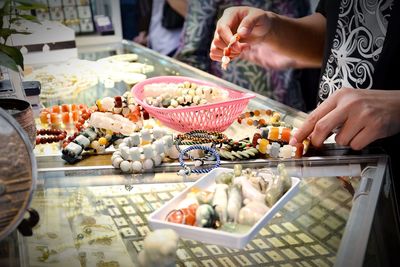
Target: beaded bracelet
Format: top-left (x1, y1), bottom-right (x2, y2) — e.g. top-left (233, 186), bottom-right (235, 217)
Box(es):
top-left (178, 145), bottom-right (220, 176)
top-left (111, 128), bottom-right (174, 173)
top-left (175, 130), bottom-right (228, 161)
top-left (36, 128), bottom-right (67, 145)
top-left (217, 138), bottom-right (259, 160)
top-left (237, 110), bottom-right (285, 128)
top-left (176, 130), bottom-right (228, 144)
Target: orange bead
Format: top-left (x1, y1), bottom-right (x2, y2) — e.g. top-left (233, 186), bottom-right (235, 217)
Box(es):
top-left (258, 118), bottom-right (266, 126)
top-left (61, 104), bottom-right (70, 112)
top-left (268, 127), bottom-right (279, 141)
top-left (39, 112), bottom-right (49, 124)
top-left (71, 104), bottom-right (78, 111)
top-left (246, 119), bottom-right (253, 126)
top-left (61, 112), bottom-right (70, 124)
top-left (50, 113), bottom-right (59, 124)
top-left (245, 112), bottom-right (251, 118)
top-left (254, 110), bottom-right (261, 116)
top-left (281, 128), bottom-right (291, 143)
top-left (72, 110), bottom-right (79, 122)
top-left (294, 143), bottom-right (304, 158)
top-left (51, 105), bottom-right (60, 113)
top-left (265, 109), bottom-right (272, 116)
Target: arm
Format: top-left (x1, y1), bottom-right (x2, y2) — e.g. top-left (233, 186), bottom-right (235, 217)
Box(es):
top-left (210, 7), bottom-right (326, 68)
top-left (167, 0), bottom-right (188, 17)
top-left (290, 89), bottom-right (400, 150)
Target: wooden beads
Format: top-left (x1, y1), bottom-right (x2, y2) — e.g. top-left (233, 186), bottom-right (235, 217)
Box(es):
top-left (36, 129), bottom-right (67, 145)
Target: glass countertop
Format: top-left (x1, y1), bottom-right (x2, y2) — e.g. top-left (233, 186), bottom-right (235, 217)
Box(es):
top-left (7, 156), bottom-right (387, 267)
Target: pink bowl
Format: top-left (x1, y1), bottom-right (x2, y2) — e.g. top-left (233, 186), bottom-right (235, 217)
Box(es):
top-left (132, 76), bottom-right (255, 132)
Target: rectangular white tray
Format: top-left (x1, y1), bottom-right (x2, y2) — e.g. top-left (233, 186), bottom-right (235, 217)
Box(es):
top-left (148, 168), bottom-right (300, 249)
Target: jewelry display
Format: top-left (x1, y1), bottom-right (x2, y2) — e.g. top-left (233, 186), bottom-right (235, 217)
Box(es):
top-left (178, 145), bottom-right (221, 176)
top-left (36, 128), bottom-right (67, 145)
top-left (143, 81), bottom-right (229, 108)
top-left (111, 128), bottom-right (174, 173)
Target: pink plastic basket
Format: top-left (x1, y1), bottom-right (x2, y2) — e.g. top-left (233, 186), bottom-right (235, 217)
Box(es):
top-left (132, 76), bottom-right (255, 132)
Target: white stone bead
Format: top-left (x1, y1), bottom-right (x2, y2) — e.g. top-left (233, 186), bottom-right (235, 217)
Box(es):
top-left (129, 147), bottom-right (141, 161)
top-left (195, 87), bottom-right (203, 96)
top-left (75, 135), bottom-right (90, 147)
top-left (130, 133), bottom-right (141, 146)
top-left (141, 129), bottom-right (151, 141)
top-left (97, 145), bottom-right (106, 153)
top-left (91, 140), bottom-right (100, 150)
top-left (153, 140), bottom-right (165, 154)
top-left (166, 146), bottom-right (180, 159)
top-left (162, 135), bottom-right (173, 148)
top-left (123, 137), bottom-right (131, 146)
top-left (170, 99), bottom-right (178, 108)
top-left (142, 144), bottom-right (153, 159)
top-left (112, 157), bottom-right (123, 168)
top-left (143, 159), bottom-right (154, 170)
top-left (153, 155), bottom-right (162, 166)
top-left (120, 161), bottom-right (131, 172)
top-left (101, 97), bottom-right (115, 111)
top-left (153, 127), bottom-right (165, 139)
top-left (121, 146), bottom-right (130, 160)
top-left (131, 161), bottom-right (142, 172)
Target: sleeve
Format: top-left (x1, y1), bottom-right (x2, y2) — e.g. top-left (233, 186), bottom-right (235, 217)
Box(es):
top-left (174, 0), bottom-right (218, 71)
top-left (315, 0), bottom-right (327, 17)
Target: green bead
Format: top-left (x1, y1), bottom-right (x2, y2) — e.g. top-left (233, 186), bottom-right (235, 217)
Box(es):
top-left (233, 164), bottom-right (242, 177)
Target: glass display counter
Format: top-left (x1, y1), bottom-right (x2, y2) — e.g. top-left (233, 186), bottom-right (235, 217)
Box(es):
top-left (2, 41), bottom-right (398, 266)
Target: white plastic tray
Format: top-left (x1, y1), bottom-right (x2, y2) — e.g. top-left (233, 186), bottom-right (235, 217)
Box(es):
top-left (148, 168), bottom-right (301, 249)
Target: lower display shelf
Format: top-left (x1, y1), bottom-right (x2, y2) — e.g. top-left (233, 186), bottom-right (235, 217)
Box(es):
top-left (20, 173), bottom-right (359, 267)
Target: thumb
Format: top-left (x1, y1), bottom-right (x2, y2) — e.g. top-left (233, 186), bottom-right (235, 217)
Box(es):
top-left (237, 12), bottom-right (260, 38)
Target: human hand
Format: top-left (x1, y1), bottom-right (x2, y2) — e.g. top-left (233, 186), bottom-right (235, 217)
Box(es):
top-left (290, 88), bottom-right (400, 150)
top-left (133, 31), bottom-right (148, 46)
top-left (240, 43), bottom-right (297, 70)
top-left (210, 6), bottom-right (273, 62)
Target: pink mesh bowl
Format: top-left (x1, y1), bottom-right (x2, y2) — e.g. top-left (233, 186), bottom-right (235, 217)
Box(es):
top-left (132, 76), bottom-right (255, 132)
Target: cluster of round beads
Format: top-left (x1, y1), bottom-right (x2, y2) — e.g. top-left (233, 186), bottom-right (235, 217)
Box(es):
top-left (237, 109), bottom-right (285, 128)
top-left (143, 81), bottom-right (228, 109)
top-left (36, 128), bottom-right (67, 145)
top-left (111, 128), bottom-right (174, 173)
top-left (39, 104), bottom-right (90, 129)
top-left (252, 126), bottom-right (308, 159)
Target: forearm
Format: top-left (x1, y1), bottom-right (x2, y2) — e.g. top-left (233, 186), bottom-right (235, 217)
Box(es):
top-left (167, 0), bottom-right (188, 17)
top-left (266, 12), bottom-right (326, 68)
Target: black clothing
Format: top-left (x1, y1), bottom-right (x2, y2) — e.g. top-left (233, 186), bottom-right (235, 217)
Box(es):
top-left (315, 0), bottom-right (400, 175)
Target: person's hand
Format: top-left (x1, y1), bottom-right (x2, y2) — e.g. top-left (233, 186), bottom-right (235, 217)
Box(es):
top-left (290, 88), bottom-right (400, 150)
top-left (239, 43), bottom-right (297, 70)
top-left (210, 6), bottom-right (273, 62)
top-left (133, 31), bottom-right (148, 46)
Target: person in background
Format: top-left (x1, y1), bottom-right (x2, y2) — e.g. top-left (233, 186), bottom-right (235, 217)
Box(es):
top-left (175, 0), bottom-right (312, 111)
top-left (134, 0), bottom-right (188, 57)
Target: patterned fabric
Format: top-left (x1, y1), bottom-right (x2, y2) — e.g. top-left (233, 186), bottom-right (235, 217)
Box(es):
top-left (318, 0), bottom-right (393, 102)
top-left (175, 0), bottom-right (311, 110)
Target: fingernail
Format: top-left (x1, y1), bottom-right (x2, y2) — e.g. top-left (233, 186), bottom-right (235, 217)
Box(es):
top-left (238, 27), bottom-right (249, 36)
top-left (289, 137), bottom-right (297, 146)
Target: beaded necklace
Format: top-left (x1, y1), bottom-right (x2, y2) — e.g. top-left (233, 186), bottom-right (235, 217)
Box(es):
top-left (36, 129), bottom-right (67, 145)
